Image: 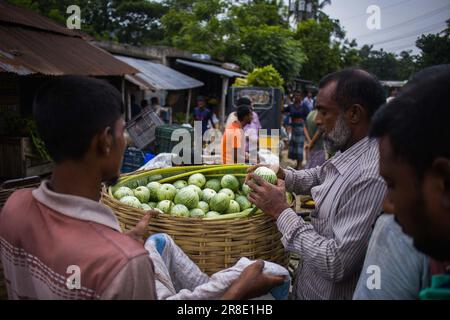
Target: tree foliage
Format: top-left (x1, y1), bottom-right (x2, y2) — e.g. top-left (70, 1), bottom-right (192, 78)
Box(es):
top-left (246, 65), bottom-right (284, 88)
top-left (295, 17), bottom-right (341, 82)
top-left (416, 21), bottom-right (450, 68)
top-left (7, 0), bottom-right (446, 84)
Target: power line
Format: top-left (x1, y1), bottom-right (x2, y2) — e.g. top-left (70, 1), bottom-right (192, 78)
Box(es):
top-left (353, 4), bottom-right (450, 39)
top-left (370, 21), bottom-right (445, 46)
top-left (382, 43), bottom-right (416, 52)
top-left (340, 0), bottom-right (413, 22)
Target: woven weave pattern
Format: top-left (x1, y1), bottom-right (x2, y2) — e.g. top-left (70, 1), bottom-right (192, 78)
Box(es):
top-left (103, 194), bottom-right (289, 275)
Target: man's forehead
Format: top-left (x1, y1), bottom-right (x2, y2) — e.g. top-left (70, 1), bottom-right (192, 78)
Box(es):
top-left (316, 81), bottom-right (337, 107)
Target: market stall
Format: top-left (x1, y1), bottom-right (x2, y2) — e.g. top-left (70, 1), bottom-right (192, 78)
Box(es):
top-left (0, 1), bottom-right (137, 180)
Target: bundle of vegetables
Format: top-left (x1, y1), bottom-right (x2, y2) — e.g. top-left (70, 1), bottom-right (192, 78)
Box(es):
top-left (108, 164), bottom-right (294, 221)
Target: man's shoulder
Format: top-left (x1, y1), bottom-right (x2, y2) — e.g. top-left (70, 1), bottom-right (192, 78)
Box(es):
top-left (370, 214), bottom-right (424, 263)
top-left (1, 188), bottom-right (35, 213)
top-left (354, 139), bottom-right (382, 176)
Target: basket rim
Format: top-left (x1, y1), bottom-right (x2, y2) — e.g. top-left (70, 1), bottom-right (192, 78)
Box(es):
top-left (102, 165), bottom-right (295, 224)
top-left (102, 188), bottom-right (272, 226)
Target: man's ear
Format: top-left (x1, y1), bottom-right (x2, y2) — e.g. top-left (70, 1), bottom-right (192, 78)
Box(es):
top-left (347, 104), bottom-right (364, 124)
top-left (431, 157), bottom-right (450, 210)
top-left (96, 126), bottom-right (113, 157)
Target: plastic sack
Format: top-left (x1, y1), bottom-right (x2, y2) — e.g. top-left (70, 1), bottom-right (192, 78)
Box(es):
top-left (139, 153), bottom-right (176, 170)
top-left (257, 149), bottom-right (280, 174)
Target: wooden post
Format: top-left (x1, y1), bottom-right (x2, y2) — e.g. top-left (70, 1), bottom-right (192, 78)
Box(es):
top-left (186, 88), bottom-right (192, 124)
top-left (220, 77), bottom-right (229, 130)
top-left (122, 78), bottom-right (131, 121)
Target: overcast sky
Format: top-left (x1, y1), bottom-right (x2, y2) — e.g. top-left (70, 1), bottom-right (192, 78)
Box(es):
top-left (321, 0), bottom-right (450, 54)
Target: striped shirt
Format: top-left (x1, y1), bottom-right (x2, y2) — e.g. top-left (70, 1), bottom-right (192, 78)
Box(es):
top-left (278, 137), bottom-right (386, 300)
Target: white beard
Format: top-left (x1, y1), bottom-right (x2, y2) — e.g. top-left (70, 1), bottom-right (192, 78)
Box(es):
top-left (323, 113), bottom-right (352, 153)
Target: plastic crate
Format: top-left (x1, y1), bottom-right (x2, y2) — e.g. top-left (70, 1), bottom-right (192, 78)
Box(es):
top-left (126, 109), bottom-right (164, 149)
top-left (155, 125), bottom-right (195, 154)
top-left (121, 147), bottom-right (145, 173)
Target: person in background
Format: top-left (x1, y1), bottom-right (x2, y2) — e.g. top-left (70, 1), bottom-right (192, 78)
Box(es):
top-left (303, 107), bottom-right (326, 169)
top-left (302, 90), bottom-right (314, 112)
top-left (222, 105), bottom-right (253, 164)
top-left (280, 122), bottom-right (289, 151)
top-left (386, 87), bottom-right (398, 103)
top-left (369, 65), bottom-right (450, 300)
top-left (150, 97), bottom-right (162, 115)
top-left (193, 96), bottom-right (213, 135)
top-left (140, 99), bottom-right (149, 113)
top-left (130, 94), bottom-right (141, 119)
top-left (160, 104), bottom-right (171, 124)
top-left (282, 93), bottom-right (293, 142)
top-left (151, 97), bottom-right (170, 124)
top-left (284, 91), bottom-right (310, 170)
top-left (225, 97), bottom-right (261, 162)
top-left (208, 106), bottom-right (220, 130)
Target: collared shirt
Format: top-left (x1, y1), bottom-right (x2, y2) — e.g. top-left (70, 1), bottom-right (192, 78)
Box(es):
top-left (224, 112), bottom-right (261, 157)
top-left (193, 107), bottom-right (212, 134)
top-left (225, 111), bottom-right (261, 133)
top-left (0, 181), bottom-right (157, 300)
top-left (285, 103), bottom-right (309, 121)
top-left (353, 214), bottom-right (430, 300)
top-left (277, 137), bottom-right (387, 299)
top-left (302, 97), bottom-right (314, 111)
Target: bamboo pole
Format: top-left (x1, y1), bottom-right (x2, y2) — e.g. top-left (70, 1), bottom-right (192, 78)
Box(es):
top-left (186, 89), bottom-right (192, 124)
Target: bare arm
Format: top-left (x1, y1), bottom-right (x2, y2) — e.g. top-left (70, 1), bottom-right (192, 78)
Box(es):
top-left (304, 126), bottom-right (312, 144)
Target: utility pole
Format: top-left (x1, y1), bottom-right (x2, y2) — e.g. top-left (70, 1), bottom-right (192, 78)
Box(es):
top-left (288, 0), bottom-right (315, 24)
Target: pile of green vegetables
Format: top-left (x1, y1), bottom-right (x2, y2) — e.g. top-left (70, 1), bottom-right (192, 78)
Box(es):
top-left (109, 165), bottom-right (293, 221)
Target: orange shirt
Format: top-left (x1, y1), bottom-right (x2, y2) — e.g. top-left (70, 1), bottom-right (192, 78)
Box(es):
top-left (221, 121), bottom-right (244, 164)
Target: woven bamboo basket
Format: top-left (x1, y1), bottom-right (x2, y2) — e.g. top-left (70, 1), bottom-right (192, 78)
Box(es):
top-left (101, 164), bottom-right (290, 275)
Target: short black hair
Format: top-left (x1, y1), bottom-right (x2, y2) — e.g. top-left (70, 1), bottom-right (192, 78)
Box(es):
top-left (151, 97), bottom-right (159, 104)
top-left (141, 99), bottom-right (148, 108)
top-left (236, 97), bottom-right (252, 106)
top-left (33, 76), bottom-right (123, 163)
top-left (388, 87), bottom-right (397, 95)
top-left (370, 64), bottom-right (450, 177)
top-left (236, 105), bottom-right (252, 121)
top-left (319, 68), bottom-right (386, 119)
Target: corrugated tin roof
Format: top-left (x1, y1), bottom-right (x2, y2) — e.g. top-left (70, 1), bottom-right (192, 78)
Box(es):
top-left (125, 74), bottom-right (152, 91)
top-left (0, 0), bottom-right (76, 36)
top-left (116, 55), bottom-right (204, 90)
top-left (0, 1), bottom-right (137, 76)
top-left (176, 59), bottom-right (244, 78)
